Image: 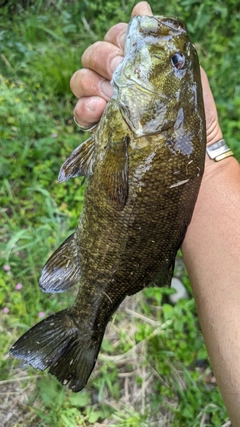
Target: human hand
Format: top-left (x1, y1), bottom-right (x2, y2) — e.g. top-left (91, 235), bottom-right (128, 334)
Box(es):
top-left (70, 1), bottom-right (222, 149)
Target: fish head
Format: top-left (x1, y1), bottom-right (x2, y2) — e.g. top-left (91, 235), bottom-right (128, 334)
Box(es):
top-left (112, 15), bottom-right (206, 150)
top-left (123, 15), bottom-right (196, 90)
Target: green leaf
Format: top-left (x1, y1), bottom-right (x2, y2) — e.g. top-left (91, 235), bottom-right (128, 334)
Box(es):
top-left (37, 377), bottom-right (65, 408)
top-left (162, 303), bottom-right (174, 320)
top-left (68, 392), bottom-right (90, 408)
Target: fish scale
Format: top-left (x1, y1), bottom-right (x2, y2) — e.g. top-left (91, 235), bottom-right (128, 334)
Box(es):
top-left (10, 15), bottom-right (206, 392)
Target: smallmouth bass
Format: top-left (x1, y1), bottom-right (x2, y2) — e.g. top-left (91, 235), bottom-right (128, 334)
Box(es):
top-left (10, 15), bottom-right (206, 392)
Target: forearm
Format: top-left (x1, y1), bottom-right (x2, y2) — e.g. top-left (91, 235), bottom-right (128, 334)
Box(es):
top-left (182, 156), bottom-right (240, 425)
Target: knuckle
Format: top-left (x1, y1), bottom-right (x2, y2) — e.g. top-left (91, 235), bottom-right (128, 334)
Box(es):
top-left (70, 70), bottom-right (80, 92)
top-left (74, 101), bottom-right (89, 126)
top-left (81, 41), bottom-right (104, 68)
top-left (70, 69), bottom-right (96, 98)
top-left (74, 96), bottom-right (106, 126)
top-left (104, 23), bottom-right (127, 48)
top-left (80, 71), bottom-right (96, 94)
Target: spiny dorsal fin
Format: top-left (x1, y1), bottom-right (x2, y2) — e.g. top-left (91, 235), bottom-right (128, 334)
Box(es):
top-left (58, 137), bottom-right (95, 183)
top-left (39, 233), bottom-right (81, 293)
top-left (101, 136), bottom-right (129, 211)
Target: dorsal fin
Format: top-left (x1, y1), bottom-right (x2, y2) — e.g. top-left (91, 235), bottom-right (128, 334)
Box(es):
top-left (58, 137), bottom-right (95, 183)
top-left (39, 233), bottom-right (81, 293)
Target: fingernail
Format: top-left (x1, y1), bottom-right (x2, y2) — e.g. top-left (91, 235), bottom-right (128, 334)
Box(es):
top-left (110, 55), bottom-right (123, 73)
top-left (101, 80), bottom-right (113, 100)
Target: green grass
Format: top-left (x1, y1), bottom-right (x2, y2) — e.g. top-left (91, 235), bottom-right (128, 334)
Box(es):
top-left (1, 0), bottom-right (239, 425)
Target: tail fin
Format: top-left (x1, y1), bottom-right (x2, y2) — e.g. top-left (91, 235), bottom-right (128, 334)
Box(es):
top-left (9, 309), bottom-right (103, 392)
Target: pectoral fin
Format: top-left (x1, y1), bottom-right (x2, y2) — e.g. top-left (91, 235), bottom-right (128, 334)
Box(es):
top-left (59, 137), bottom-right (95, 183)
top-left (39, 233), bottom-right (81, 293)
top-left (101, 136), bottom-right (129, 211)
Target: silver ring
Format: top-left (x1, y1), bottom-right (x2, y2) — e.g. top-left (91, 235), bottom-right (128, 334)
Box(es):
top-left (206, 139), bottom-right (234, 162)
top-left (73, 116), bottom-right (98, 132)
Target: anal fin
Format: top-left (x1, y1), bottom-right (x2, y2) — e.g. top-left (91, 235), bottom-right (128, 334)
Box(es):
top-left (39, 233), bottom-right (81, 293)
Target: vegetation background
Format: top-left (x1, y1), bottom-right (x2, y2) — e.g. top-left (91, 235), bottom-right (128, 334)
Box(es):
top-left (1, 0), bottom-right (240, 425)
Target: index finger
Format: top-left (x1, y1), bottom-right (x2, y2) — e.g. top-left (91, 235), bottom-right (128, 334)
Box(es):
top-left (104, 23), bottom-right (127, 51)
top-left (131, 2), bottom-right (153, 17)
top-left (104, 2), bottom-right (153, 50)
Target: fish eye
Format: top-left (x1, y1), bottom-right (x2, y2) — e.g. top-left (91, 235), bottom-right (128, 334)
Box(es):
top-left (171, 52), bottom-right (186, 69)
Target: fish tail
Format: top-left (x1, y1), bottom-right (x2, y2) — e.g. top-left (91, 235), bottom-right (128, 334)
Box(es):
top-left (9, 308), bottom-right (103, 392)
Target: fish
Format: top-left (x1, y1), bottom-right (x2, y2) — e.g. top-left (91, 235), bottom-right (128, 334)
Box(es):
top-left (10, 15), bottom-right (206, 392)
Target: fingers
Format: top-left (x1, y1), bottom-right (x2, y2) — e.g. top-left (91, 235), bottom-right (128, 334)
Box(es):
top-left (103, 2), bottom-right (153, 49)
top-left (81, 41), bottom-right (124, 81)
top-left (74, 96), bottom-right (107, 129)
top-left (71, 69), bottom-right (112, 127)
top-left (71, 24), bottom-right (127, 128)
top-left (131, 1), bottom-right (153, 17)
top-left (103, 1), bottom-right (153, 50)
top-left (104, 22), bottom-right (127, 50)
top-left (71, 2), bottom-right (152, 128)
top-left (70, 68), bottom-right (113, 100)
top-left (71, 38), bottom-right (124, 127)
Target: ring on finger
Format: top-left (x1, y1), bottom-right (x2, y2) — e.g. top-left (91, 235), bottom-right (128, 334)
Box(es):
top-left (73, 116), bottom-right (98, 132)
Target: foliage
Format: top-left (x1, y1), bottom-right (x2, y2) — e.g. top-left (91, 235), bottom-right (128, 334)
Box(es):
top-left (0, 0), bottom-right (238, 425)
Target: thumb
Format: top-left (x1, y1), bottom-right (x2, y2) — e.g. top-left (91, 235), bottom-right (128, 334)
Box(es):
top-left (131, 2), bottom-right (153, 17)
top-left (200, 67), bottom-right (222, 145)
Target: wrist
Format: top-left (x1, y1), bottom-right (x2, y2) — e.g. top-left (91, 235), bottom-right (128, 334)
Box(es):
top-left (182, 154), bottom-right (239, 253)
top-left (203, 153), bottom-right (237, 181)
